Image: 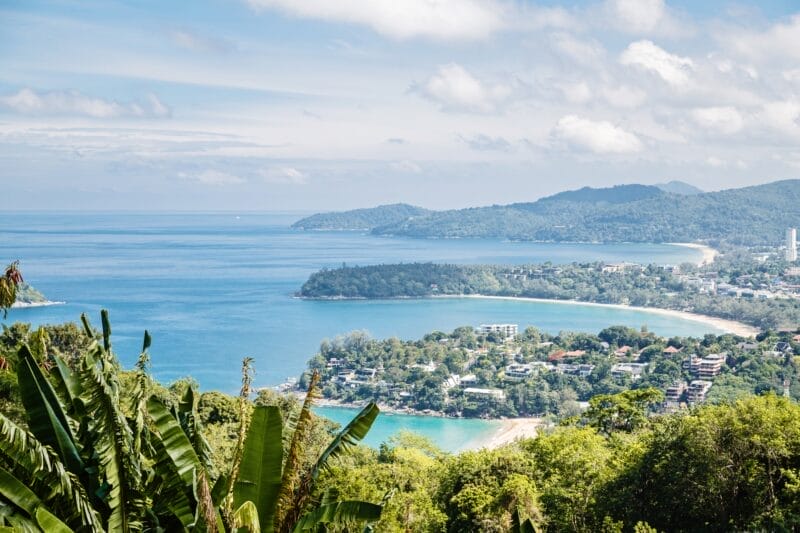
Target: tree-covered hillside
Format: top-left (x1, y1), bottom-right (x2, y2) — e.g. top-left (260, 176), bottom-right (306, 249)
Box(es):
top-left (291, 203), bottom-right (430, 230)
top-left (299, 259), bottom-right (800, 330)
top-left (293, 180), bottom-right (800, 245)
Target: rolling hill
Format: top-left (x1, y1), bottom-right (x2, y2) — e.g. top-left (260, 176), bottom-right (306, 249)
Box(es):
top-left (292, 180), bottom-right (800, 245)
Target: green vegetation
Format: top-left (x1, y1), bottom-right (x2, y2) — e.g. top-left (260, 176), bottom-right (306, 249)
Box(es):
top-left (299, 254), bottom-right (800, 329)
top-left (304, 324), bottom-right (800, 418)
top-left (318, 394), bottom-right (800, 532)
top-left (0, 312), bottom-right (383, 532)
top-left (3, 316), bottom-right (800, 530)
top-left (291, 203), bottom-right (430, 231)
top-left (293, 179), bottom-right (800, 245)
top-left (0, 262), bottom-right (24, 317)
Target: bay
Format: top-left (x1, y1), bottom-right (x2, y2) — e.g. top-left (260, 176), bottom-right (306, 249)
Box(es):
top-left (2, 212), bottom-right (715, 393)
top-left (313, 406), bottom-right (502, 452)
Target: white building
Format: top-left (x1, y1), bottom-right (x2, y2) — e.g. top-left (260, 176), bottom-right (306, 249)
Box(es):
top-left (464, 387), bottom-right (506, 401)
top-left (787, 228), bottom-right (797, 262)
top-left (686, 380), bottom-right (713, 403)
top-left (479, 324), bottom-right (518, 337)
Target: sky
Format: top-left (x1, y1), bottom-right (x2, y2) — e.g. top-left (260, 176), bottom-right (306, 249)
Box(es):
top-left (2, 0), bottom-right (800, 211)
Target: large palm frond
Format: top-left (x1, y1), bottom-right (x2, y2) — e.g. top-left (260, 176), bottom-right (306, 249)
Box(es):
top-left (0, 413), bottom-right (103, 531)
top-left (79, 346), bottom-right (146, 532)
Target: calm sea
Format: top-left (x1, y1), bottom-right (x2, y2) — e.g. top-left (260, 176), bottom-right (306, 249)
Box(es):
top-left (2, 212), bottom-right (715, 449)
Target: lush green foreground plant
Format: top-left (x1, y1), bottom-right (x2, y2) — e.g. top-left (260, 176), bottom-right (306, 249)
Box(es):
top-left (3, 313), bottom-right (800, 531)
top-left (0, 311), bottom-right (383, 532)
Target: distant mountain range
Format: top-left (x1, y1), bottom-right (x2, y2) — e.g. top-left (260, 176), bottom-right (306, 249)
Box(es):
top-left (654, 180), bottom-right (704, 195)
top-left (292, 180), bottom-right (800, 245)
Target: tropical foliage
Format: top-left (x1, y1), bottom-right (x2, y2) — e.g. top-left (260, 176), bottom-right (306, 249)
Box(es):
top-left (299, 256), bottom-right (800, 330)
top-left (0, 312), bottom-right (383, 532)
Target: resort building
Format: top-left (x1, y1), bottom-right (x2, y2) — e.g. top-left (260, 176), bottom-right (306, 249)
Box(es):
top-left (610, 362), bottom-right (648, 380)
top-left (665, 381), bottom-right (687, 403)
top-left (478, 324), bottom-right (518, 337)
top-left (686, 380), bottom-right (713, 403)
top-left (556, 363), bottom-right (595, 378)
top-left (504, 363), bottom-right (535, 381)
top-left (683, 354), bottom-right (725, 378)
top-left (697, 354), bottom-right (725, 379)
top-left (787, 228), bottom-right (797, 262)
top-left (463, 387), bottom-right (506, 401)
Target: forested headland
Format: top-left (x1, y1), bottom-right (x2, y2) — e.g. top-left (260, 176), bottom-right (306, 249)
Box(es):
top-left (293, 180), bottom-right (800, 245)
top-left (299, 253), bottom-right (800, 330)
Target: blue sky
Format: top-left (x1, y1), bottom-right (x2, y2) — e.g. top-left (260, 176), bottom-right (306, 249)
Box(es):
top-left (2, 0), bottom-right (800, 211)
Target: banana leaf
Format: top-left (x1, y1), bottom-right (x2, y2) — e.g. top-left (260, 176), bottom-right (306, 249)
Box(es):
top-left (291, 501), bottom-right (382, 532)
top-left (233, 405), bottom-right (283, 533)
top-left (16, 345), bottom-right (83, 476)
top-left (309, 402), bottom-right (379, 480)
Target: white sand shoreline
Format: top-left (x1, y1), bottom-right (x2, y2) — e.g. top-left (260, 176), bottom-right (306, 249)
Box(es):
top-left (313, 397), bottom-right (543, 450)
top-left (668, 242), bottom-right (718, 266)
top-left (11, 300), bottom-right (65, 309)
top-left (477, 417), bottom-right (543, 449)
top-left (435, 294), bottom-right (758, 337)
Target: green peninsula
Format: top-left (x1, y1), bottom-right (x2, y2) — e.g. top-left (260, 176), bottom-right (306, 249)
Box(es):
top-left (299, 251), bottom-right (800, 330)
top-left (293, 180), bottom-right (800, 245)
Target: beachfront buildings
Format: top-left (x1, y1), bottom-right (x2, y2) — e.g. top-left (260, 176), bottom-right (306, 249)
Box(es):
top-left (479, 323), bottom-right (518, 337)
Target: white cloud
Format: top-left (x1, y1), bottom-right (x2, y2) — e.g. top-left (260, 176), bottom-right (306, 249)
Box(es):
top-left (559, 81), bottom-right (592, 104)
top-left (0, 88), bottom-right (170, 118)
top-left (690, 106), bottom-right (744, 135)
top-left (607, 0), bottom-right (664, 33)
top-left (783, 69), bottom-right (800, 84)
top-left (620, 40), bottom-right (694, 87)
top-left (602, 85), bottom-right (647, 108)
top-left (246, 0), bottom-right (506, 41)
top-left (704, 156), bottom-right (746, 169)
top-left (722, 15), bottom-right (800, 62)
top-left (552, 115), bottom-right (643, 154)
top-left (261, 166), bottom-right (308, 184)
top-left (550, 33), bottom-right (606, 66)
top-left (179, 170), bottom-right (245, 185)
top-left (458, 133), bottom-right (512, 152)
top-left (415, 63), bottom-right (514, 113)
top-left (171, 29), bottom-right (234, 53)
top-left (759, 100), bottom-right (800, 137)
top-left (390, 160), bottom-right (422, 173)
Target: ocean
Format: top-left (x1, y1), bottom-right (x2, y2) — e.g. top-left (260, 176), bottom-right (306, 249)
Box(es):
top-left (2, 212), bottom-right (716, 450)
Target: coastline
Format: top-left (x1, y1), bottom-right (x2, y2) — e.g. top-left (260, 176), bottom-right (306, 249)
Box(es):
top-left (478, 417), bottom-right (543, 449)
top-left (312, 397), bottom-right (543, 450)
top-left (668, 242), bottom-right (718, 266)
top-left (312, 396), bottom-right (448, 418)
top-left (436, 294), bottom-right (758, 337)
top-left (11, 300), bottom-right (65, 309)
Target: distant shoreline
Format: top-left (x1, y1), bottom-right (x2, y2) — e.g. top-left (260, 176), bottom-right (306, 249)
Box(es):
top-left (668, 242), bottom-right (718, 266)
top-left (479, 417), bottom-right (543, 449)
top-left (435, 294), bottom-right (758, 337)
top-left (11, 300), bottom-right (65, 309)
top-left (312, 398), bottom-right (544, 449)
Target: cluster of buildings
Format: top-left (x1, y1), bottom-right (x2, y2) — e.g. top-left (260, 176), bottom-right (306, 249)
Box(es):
top-left (314, 318), bottom-right (798, 414)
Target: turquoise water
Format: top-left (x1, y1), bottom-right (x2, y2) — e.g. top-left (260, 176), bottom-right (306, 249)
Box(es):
top-left (314, 406), bottom-right (502, 452)
top-left (0, 212), bottom-right (721, 449)
top-left (1, 212), bottom-right (716, 394)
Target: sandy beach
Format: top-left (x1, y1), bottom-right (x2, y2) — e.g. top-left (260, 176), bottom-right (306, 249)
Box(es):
top-left (668, 242), bottom-right (719, 266)
top-left (11, 300), bottom-right (64, 309)
top-left (479, 417), bottom-right (543, 449)
top-left (442, 294), bottom-right (758, 337)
